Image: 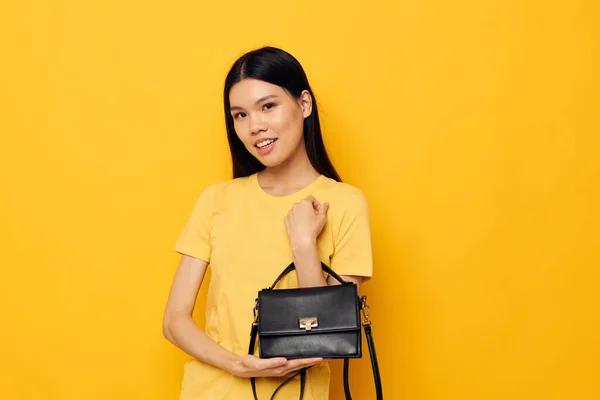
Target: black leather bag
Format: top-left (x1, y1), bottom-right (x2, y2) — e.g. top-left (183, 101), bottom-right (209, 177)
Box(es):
top-left (248, 262), bottom-right (383, 399)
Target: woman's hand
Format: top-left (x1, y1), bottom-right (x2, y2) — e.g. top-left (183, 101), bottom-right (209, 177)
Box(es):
top-left (284, 195), bottom-right (329, 250)
top-left (231, 355), bottom-right (325, 378)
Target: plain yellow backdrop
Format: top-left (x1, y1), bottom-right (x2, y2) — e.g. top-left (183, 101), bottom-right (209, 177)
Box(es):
top-left (1, 0), bottom-right (598, 399)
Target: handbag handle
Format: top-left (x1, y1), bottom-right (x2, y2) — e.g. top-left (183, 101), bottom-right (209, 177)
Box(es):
top-left (267, 261), bottom-right (353, 289)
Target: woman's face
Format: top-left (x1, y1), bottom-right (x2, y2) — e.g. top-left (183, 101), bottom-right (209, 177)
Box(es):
top-left (228, 78), bottom-right (312, 168)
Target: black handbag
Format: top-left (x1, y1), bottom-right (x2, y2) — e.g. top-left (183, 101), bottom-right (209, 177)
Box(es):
top-left (248, 262), bottom-right (383, 399)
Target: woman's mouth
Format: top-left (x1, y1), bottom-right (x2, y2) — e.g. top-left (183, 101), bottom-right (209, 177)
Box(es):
top-left (255, 138), bottom-right (278, 155)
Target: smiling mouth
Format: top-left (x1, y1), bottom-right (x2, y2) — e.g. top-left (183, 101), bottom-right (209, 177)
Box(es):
top-left (255, 138), bottom-right (278, 149)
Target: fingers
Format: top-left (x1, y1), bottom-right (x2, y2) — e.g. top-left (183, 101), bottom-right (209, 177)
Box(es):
top-left (250, 357), bottom-right (324, 378)
top-left (308, 196), bottom-right (320, 210)
top-left (302, 195), bottom-right (329, 213)
top-left (254, 357), bottom-right (288, 371)
top-left (286, 357), bottom-right (323, 370)
top-left (274, 357), bottom-right (324, 377)
top-left (317, 202), bottom-right (329, 216)
top-left (300, 195), bottom-right (319, 210)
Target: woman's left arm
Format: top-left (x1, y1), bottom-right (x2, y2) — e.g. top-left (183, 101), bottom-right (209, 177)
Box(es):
top-left (285, 195), bottom-right (330, 287)
top-left (291, 239), bottom-right (365, 289)
top-left (328, 274), bottom-right (365, 288)
top-left (289, 233), bottom-right (329, 287)
top-left (285, 195), bottom-right (369, 289)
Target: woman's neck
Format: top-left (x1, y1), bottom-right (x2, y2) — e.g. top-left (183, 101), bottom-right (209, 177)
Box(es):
top-left (257, 147), bottom-right (321, 196)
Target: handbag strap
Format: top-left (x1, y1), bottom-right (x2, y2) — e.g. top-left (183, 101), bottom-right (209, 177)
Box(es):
top-left (267, 261), bottom-right (352, 289)
top-left (248, 323), bottom-right (307, 400)
top-left (247, 302), bottom-right (384, 399)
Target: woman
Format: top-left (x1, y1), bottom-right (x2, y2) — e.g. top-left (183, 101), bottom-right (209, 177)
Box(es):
top-left (163, 46), bottom-right (373, 399)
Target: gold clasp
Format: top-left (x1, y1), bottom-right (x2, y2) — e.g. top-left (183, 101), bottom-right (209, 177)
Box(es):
top-left (299, 317), bottom-right (318, 331)
top-left (360, 296), bottom-right (371, 326)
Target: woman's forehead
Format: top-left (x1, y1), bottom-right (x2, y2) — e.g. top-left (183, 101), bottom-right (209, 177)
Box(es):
top-left (229, 79), bottom-right (287, 104)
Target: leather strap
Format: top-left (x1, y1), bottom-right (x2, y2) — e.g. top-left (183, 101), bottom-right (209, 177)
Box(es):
top-left (249, 322), bottom-right (307, 399)
top-left (267, 262), bottom-right (352, 289)
top-left (248, 319), bottom-right (383, 399)
top-left (364, 324), bottom-right (383, 398)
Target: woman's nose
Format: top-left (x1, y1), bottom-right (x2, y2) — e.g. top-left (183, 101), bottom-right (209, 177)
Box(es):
top-left (250, 114), bottom-right (267, 135)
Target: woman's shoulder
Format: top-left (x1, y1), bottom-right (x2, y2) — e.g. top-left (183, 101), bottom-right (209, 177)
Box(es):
top-left (320, 176), bottom-right (367, 199)
top-left (193, 175), bottom-right (253, 202)
top-left (319, 177), bottom-right (370, 212)
top-left (203, 174), bottom-right (253, 190)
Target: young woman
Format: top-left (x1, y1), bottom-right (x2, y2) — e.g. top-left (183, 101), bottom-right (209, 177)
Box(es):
top-left (163, 46), bottom-right (373, 399)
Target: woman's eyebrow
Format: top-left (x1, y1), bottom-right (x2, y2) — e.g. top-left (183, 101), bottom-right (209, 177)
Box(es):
top-left (230, 94), bottom-right (279, 111)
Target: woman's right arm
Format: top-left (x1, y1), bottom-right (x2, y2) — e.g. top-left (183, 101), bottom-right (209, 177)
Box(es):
top-left (162, 254), bottom-right (323, 378)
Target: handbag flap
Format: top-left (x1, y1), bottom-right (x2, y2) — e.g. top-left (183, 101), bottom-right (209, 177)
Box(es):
top-left (258, 284), bottom-right (360, 336)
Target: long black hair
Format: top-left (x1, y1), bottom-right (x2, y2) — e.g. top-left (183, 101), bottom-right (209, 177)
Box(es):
top-left (223, 46), bottom-right (341, 182)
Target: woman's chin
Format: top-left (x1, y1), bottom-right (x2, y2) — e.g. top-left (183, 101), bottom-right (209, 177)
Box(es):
top-left (252, 149), bottom-right (278, 165)
top-left (259, 160), bottom-right (281, 169)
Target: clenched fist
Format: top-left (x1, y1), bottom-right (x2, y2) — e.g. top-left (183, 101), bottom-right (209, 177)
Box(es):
top-left (284, 195), bottom-right (329, 250)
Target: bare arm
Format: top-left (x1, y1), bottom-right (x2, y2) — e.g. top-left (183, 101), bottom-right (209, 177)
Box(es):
top-left (162, 254), bottom-right (240, 371)
top-left (292, 240), bottom-right (365, 288)
top-left (162, 254), bottom-right (323, 377)
top-left (286, 196), bottom-right (366, 289)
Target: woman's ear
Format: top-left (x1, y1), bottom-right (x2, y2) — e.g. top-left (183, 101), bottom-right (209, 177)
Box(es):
top-left (299, 90), bottom-right (313, 119)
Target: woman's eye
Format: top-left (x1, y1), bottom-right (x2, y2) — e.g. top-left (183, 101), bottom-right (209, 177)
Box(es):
top-left (234, 112), bottom-right (247, 119)
top-left (263, 103), bottom-right (275, 111)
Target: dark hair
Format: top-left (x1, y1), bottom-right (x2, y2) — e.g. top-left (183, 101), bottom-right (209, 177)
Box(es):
top-left (223, 46), bottom-right (341, 182)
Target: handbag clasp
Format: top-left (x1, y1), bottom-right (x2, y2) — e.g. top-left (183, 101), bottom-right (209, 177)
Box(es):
top-left (299, 317), bottom-right (318, 331)
top-left (360, 296), bottom-right (372, 326)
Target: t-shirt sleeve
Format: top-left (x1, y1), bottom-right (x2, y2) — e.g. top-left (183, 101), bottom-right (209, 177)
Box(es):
top-left (174, 185), bottom-right (216, 262)
top-left (330, 190), bottom-right (373, 278)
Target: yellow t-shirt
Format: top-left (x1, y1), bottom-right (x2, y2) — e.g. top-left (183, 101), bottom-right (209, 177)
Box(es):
top-left (174, 172), bottom-right (373, 399)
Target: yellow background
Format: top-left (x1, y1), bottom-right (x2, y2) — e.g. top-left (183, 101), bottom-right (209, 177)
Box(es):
top-left (1, 0), bottom-right (598, 399)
